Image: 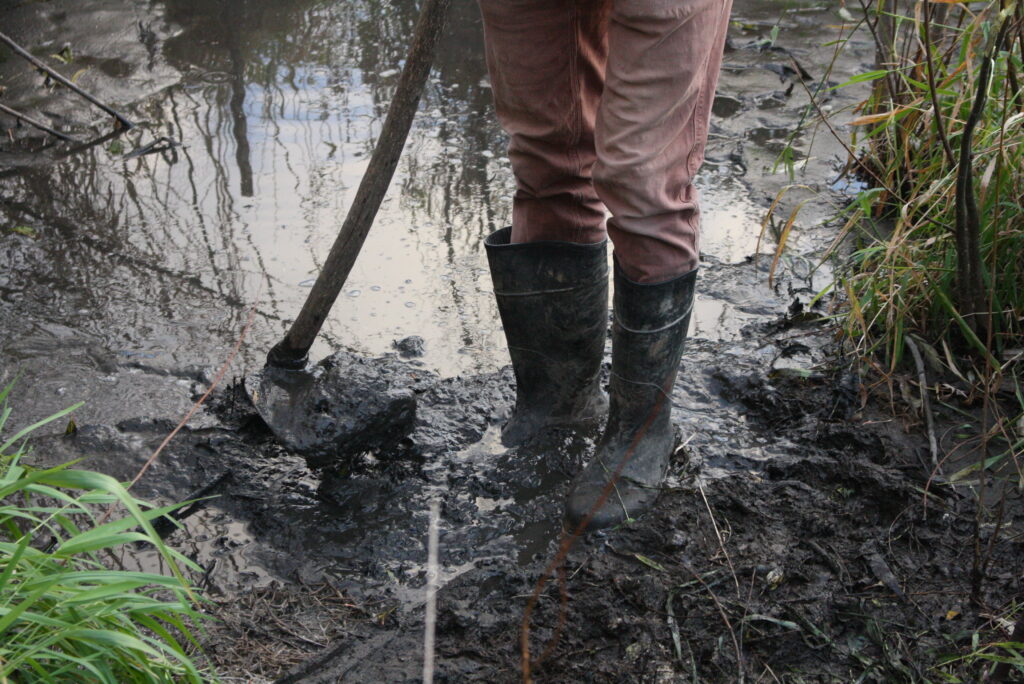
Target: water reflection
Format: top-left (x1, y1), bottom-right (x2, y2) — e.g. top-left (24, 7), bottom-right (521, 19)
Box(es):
top-left (0, 0), bottom-right (784, 435)
top-left (2, 0), bottom-right (510, 388)
top-left (0, 0), bottom-right (860, 598)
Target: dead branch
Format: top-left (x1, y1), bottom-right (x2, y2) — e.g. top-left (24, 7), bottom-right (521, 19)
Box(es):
top-left (0, 30), bottom-right (134, 130)
top-left (0, 101), bottom-right (77, 142)
top-left (954, 19), bottom-right (1009, 341)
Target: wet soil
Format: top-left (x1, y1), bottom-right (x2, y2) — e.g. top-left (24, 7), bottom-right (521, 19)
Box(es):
top-left (2, 0), bottom-right (1022, 682)
top-left (276, 357), bottom-right (1024, 682)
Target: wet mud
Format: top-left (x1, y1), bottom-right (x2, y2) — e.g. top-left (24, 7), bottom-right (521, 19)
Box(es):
top-left (3, 0), bottom-right (1021, 681)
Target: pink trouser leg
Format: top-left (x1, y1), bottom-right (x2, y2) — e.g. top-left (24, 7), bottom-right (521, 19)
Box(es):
top-left (478, 0), bottom-right (732, 281)
top-left (596, 0), bottom-right (734, 282)
top-left (478, 0), bottom-right (608, 245)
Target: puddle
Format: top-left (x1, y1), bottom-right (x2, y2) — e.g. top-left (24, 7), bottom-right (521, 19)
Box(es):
top-left (2, 0), bottom-right (867, 403)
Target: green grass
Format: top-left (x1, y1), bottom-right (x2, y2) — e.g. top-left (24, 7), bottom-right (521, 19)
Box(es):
top-left (838, 0), bottom-right (1022, 372)
top-left (0, 381), bottom-right (213, 682)
top-left (772, 0), bottom-right (1023, 376)
top-left (930, 602), bottom-right (1024, 682)
top-left (767, 0), bottom-right (1024, 477)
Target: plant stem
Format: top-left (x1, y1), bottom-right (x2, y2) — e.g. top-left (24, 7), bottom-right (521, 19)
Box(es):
top-left (923, 0), bottom-right (956, 165)
top-left (0, 102), bottom-right (76, 142)
top-left (954, 20), bottom-right (1007, 340)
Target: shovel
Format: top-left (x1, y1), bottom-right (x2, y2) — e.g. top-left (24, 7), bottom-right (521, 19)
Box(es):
top-left (245, 0), bottom-right (451, 468)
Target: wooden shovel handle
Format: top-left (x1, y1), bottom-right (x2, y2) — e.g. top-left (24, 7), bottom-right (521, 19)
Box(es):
top-left (268, 0), bottom-right (452, 369)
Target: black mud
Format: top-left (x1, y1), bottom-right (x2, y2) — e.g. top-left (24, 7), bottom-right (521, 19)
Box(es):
top-left (270, 327), bottom-right (1023, 682)
top-left (26, 270), bottom-right (1024, 681)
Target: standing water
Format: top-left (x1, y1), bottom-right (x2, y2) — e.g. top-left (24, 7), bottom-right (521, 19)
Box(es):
top-left (0, 0), bottom-right (858, 427)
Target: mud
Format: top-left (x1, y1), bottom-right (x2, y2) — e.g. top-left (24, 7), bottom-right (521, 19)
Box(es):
top-left (270, 325), bottom-right (1023, 682)
top-left (2, 0), bottom-right (1021, 681)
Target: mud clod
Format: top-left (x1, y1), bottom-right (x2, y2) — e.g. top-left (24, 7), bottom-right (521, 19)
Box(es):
top-left (392, 335), bottom-right (426, 358)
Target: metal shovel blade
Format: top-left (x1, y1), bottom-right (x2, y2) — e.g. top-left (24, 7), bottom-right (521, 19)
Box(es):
top-left (244, 352), bottom-right (418, 470)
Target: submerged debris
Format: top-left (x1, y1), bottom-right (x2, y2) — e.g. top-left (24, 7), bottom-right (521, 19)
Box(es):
top-left (392, 335), bottom-right (426, 358)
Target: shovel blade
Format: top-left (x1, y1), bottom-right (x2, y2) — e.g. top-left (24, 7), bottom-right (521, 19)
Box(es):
top-left (245, 352), bottom-right (419, 469)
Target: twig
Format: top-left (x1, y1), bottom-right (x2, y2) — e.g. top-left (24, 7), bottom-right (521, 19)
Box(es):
top-left (520, 380), bottom-right (672, 682)
top-left (698, 481), bottom-right (741, 596)
top-left (0, 30), bottom-right (133, 129)
top-left (761, 663), bottom-right (783, 684)
top-left (423, 500), bottom-right (440, 684)
top-left (681, 561), bottom-right (745, 682)
top-left (128, 303), bottom-right (257, 490)
top-left (980, 493), bottom-right (1007, 591)
top-left (905, 336), bottom-right (939, 467)
top-left (804, 539), bottom-right (848, 584)
top-left (787, 57), bottom-right (897, 206)
top-left (0, 102), bottom-right (77, 142)
top-left (98, 302), bottom-right (257, 524)
top-left (536, 563), bottom-right (570, 666)
top-left (789, 53), bottom-right (950, 237)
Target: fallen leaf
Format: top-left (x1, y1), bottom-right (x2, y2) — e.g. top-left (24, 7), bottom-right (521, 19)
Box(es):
top-left (50, 45), bottom-right (74, 64)
top-left (634, 554), bottom-right (667, 573)
top-left (9, 225), bottom-right (37, 238)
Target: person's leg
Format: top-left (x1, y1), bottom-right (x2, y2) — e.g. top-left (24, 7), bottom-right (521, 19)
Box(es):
top-left (567, 0), bottom-right (733, 530)
top-left (478, 0), bottom-right (608, 244)
top-left (593, 0), bottom-right (733, 283)
top-left (478, 0), bottom-right (613, 446)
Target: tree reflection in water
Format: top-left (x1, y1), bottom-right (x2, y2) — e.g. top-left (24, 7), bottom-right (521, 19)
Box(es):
top-left (0, 0), bottom-right (510, 388)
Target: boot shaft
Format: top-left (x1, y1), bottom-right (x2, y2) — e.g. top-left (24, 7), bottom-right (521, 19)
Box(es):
top-left (484, 227), bottom-right (609, 443)
top-left (609, 261), bottom-right (697, 434)
top-left (564, 262), bottom-right (697, 531)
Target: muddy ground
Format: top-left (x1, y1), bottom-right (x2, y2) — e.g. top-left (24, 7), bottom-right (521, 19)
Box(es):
top-left (2, 0), bottom-right (1022, 682)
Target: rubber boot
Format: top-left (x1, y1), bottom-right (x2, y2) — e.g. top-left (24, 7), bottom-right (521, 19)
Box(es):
top-left (565, 260), bottom-right (696, 531)
top-left (484, 227), bottom-right (609, 447)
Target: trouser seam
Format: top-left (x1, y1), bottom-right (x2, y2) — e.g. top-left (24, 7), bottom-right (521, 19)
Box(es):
top-left (569, 2), bottom-right (584, 244)
top-left (685, 0), bottom-right (729, 181)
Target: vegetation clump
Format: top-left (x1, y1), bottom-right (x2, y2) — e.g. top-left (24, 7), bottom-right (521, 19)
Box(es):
top-left (768, 2), bottom-right (1024, 677)
top-left (0, 383), bottom-right (211, 683)
top-left (835, 0), bottom-right (1022, 378)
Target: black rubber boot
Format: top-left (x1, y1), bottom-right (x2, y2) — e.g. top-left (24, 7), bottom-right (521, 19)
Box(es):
top-left (565, 260), bottom-right (696, 532)
top-left (485, 227), bottom-right (609, 447)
